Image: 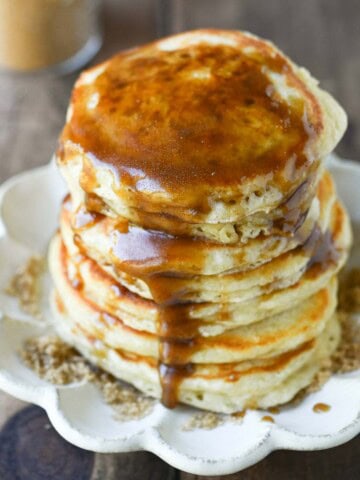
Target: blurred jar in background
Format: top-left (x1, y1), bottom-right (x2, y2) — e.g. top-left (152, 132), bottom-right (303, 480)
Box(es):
top-left (0, 0), bottom-right (102, 73)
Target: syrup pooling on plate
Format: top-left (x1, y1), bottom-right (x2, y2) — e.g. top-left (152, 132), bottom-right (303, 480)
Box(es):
top-left (59, 38), bottom-right (319, 220)
top-left (313, 402), bottom-right (331, 413)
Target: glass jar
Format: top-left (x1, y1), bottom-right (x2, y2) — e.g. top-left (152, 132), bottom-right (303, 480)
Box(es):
top-left (0, 0), bottom-right (102, 74)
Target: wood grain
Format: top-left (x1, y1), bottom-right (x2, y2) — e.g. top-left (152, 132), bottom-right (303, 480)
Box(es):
top-left (0, 405), bottom-right (176, 480)
top-left (0, 0), bottom-right (359, 478)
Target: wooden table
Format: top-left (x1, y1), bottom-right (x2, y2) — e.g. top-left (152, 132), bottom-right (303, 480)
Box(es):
top-left (0, 0), bottom-right (358, 478)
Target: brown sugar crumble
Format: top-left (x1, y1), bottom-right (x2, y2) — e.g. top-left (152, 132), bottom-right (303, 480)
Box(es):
top-left (94, 371), bottom-right (155, 422)
top-left (331, 311), bottom-right (360, 373)
top-left (292, 268), bottom-right (360, 403)
top-left (19, 335), bottom-right (154, 422)
top-left (184, 409), bottom-right (251, 431)
top-left (182, 411), bottom-right (225, 431)
top-left (338, 267), bottom-right (360, 313)
top-left (318, 268), bottom-right (360, 378)
top-left (19, 336), bottom-right (90, 384)
top-left (5, 255), bottom-right (45, 318)
top-left (334, 267), bottom-right (360, 374)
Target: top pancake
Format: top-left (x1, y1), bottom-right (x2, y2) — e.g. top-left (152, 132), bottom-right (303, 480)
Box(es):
top-left (58, 29), bottom-right (347, 224)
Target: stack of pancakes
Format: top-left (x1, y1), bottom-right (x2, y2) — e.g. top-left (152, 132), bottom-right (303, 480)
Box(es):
top-left (49, 30), bottom-right (352, 413)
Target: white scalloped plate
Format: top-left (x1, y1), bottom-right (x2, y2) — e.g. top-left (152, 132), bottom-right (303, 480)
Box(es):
top-left (0, 155), bottom-right (359, 476)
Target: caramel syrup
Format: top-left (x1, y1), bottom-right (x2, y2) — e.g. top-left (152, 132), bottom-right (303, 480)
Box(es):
top-left (69, 202), bottom-right (203, 407)
top-left (268, 406), bottom-right (280, 414)
top-left (313, 402), bottom-right (331, 413)
top-left (231, 410), bottom-right (246, 419)
top-left (261, 415), bottom-right (275, 423)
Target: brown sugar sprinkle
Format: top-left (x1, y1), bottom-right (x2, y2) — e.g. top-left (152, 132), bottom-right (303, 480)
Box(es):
top-left (19, 336), bottom-right (90, 384)
top-left (292, 268), bottom-right (360, 404)
top-left (327, 268), bottom-right (360, 376)
top-left (338, 267), bottom-right (360, 313)
top-left (19, 335), bottom-right (154, 422)
top-left (184, 409), bottom-right (249, 431)
top-left (93, 371), bottom-right (155, 422)
top-left (182, 411), bottom-right (225, 431)
top-left (5, 255), bottom-right (45, 318)
top-left (331, 311), bottom-right (360, 374)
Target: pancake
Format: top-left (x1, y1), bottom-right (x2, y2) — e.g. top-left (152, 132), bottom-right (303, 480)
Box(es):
top-left (59, 159), bottom-right (320, 244)
top-left (57, 29), bottom-right (346, 226)
top-left (50, 194), bottom-right (350, 336)
top-left (60, 196), bottom-right (319, 279)
top-left (50, 289), bottom-right (341, 413)
top-left (58, 176), bottom-right (349, 308)
top-left (50, 236), bottom-right (337, 363)
top-left (60, 170), bottom-right (336, 283)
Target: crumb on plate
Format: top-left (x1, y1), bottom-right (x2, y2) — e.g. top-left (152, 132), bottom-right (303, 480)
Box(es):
top-left (19, 335), bottom-right (154, 421)
top-left (5, 255), bottom-right (45, 318)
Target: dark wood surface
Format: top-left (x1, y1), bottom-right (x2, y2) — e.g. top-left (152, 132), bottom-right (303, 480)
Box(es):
top-left (0, 0), bottom-right (359, 478)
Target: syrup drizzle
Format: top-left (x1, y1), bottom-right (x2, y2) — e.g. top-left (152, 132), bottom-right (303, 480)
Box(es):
top-left (313, 402), bottom-right (331, 413)
top-left (68, 199), bottom-right (340, 408)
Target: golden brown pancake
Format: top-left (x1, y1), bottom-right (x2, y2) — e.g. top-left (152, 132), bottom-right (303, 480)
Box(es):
top-left (57, 30), bottom-right (346, 225)
top-left (50, 288), bottom-right (341, 413)
top-left (60, 170), bottom-right (337, 281)
top-left (57, 172), bottom-right (350, 308)
top-left (50, 230), bottom-right (337, 364)
top-left (49, 190), bottom-right (350, 336)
